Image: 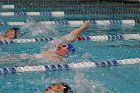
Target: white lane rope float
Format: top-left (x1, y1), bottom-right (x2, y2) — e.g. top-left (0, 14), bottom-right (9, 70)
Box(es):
top-left (0, 34), bottom-right (140, 44)
top-left (0, 20), bottom-right (137, 26)
top-left (0, 58), bottom-right (140, 75)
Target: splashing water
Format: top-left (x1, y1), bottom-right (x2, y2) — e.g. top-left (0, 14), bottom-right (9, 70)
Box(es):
top-left (74, 73), bottom-right (111, 93)
top-left (20, 20), bottom-right (58, 38)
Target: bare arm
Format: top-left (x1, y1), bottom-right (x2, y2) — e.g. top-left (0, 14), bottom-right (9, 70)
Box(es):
top-left (0, 54), bottom-right (31, 63)
top-left (67, 20), bottom-right (91, 43)
top-left (45, 21), bottom-right (91, 53)
top-left (0, 33), bottom-right (5, 40)
top-left (0, 54), bottom-right (21, 63)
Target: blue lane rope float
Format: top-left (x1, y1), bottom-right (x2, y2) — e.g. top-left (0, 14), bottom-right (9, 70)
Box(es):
top-left (0, 20), bottom-right (138, 26)
top-left (0, 58), bottom-right (140, 75)
top-left (1, 3), bottom-right (140, 9)
top-left (0, 34), bottom-right (140, 44)
top-left (0, 38), bottom-right (53, 44)
top-left (0, 10), bottom-right (140, 16)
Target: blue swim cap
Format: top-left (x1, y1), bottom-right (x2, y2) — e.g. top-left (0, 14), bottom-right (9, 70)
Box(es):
top-left (67, 44), bottom-right (75, 54)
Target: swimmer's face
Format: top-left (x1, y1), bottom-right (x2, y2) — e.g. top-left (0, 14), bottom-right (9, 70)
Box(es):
top-left (56, 44), bottom-right (69, 56)
top-left (45, 83), bottom-right (64, 93)
top-left (4, 29), bottom-right (16, 39)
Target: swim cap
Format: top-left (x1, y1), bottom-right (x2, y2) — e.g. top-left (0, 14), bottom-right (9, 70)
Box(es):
top-left (61, 82), bottom-right (73, 93)
top-left (67, 44), bottom-right (75, 54)
top-left (10, 27), bottom-right (21, 38)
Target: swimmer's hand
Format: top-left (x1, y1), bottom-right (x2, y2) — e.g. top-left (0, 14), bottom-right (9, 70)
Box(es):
top-left (81, 20), bottom-right (91, 30)
top-left (65, 20), bottom-right (91, 43)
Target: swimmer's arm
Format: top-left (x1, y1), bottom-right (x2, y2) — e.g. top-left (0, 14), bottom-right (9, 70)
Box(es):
top-left (0, 54), bottom-right (21, 63)
top-left (0, 35), bottom-right (10, 40)
top-left (0, 54), bottom-right (31, 63)
top-left (67, 20), bottom-right (91, 43)
top-left (0, 34), bottom-right (6, 40)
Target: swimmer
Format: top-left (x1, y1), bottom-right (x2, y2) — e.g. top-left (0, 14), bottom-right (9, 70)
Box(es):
top-left (0, 27), bottom-right (21, 40)
top-left (44, 82), bottom-right (73, 93)
top-left (0, 21), bottom-right (91, 63)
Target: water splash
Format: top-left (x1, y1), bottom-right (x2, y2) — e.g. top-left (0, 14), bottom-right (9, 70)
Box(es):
top-left (74, 73), bottom-right (111, 93)
top-left (69, 47), bottom-right (93, 63)
top-left (20, 19), bottom-right (58, 38)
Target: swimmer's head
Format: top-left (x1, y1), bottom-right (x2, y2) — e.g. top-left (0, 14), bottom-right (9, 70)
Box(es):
top-left (5, 27), bottom-right (21, 39)
top-left (45, 82), bottom-right (73, 93)
top-left (56, 44), bottom-right (75, 56)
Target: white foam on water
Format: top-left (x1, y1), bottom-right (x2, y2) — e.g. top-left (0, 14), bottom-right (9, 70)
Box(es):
top-left (74, 73), bottom-right (111, 93)
top-left (21, 19), bottom-right (58, 38)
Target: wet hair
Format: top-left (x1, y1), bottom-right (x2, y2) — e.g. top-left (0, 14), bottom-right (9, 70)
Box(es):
top-left (8, 27), bottom-right (21, 39)
top-left (61, 82), bottom-right (73, 93)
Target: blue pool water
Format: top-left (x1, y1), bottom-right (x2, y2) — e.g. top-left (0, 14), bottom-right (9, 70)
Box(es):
top-left (0, 1), bottom-right (140, 93)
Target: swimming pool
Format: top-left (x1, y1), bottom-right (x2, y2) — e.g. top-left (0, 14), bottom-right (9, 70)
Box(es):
top-left (0, 1), bottom-right (140, 93)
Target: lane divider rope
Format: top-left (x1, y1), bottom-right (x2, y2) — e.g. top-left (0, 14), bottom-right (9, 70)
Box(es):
top-left (0, 20), bottom-right (138, 26)
top-left (0, 58), bottom-right (140, 75)
top-left (1, 4), bottom-right (140, 9)
top-left (0, 0), bottom-right (140, 4)
top-left (0, 34), bottom-right (140, 44)
top-left (0, 10), bottom-right (140, 16)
